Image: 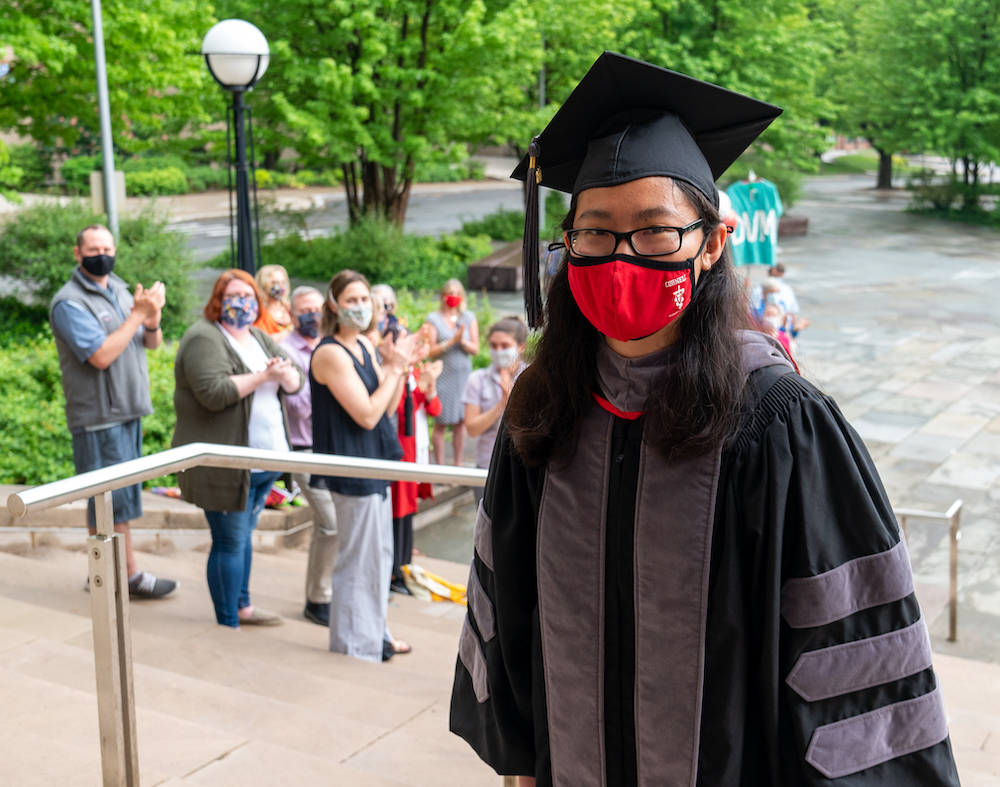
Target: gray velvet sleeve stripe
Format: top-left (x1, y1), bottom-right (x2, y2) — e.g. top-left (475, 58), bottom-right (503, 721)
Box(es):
top-left (459, 616), bottom-right (490, 703)
top-left (781, 539), bottom-right (914, 629)
top-left (466, 561), bottom-right (496, 642)
top-left (786, 614), bottom-right (933, 701)
top-left (473, 500), bottom-right (494, 572)
top-left (805, 685), bottom-right (949, 779)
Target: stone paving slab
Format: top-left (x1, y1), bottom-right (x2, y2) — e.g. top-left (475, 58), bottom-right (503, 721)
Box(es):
top-left (780, 177), bottom-right (1000, 663)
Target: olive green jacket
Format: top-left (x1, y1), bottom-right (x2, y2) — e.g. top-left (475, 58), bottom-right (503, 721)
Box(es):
top-left (172, 320), bottom-right (305, 512)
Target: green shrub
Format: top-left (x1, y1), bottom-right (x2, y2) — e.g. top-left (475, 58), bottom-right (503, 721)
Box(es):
top-left (460, 206), bottom-right (524, 241)
top-left (0, 201), bottom-right (196, 338)
top-left (121, 155), bottom-right (191, 175)
top-left (186, 165), bottom-right (229, 192)
top-left (459, 192), bottom-right (567, 242)
top-left (394, 288), bottom-right (496, 370)
top-left (8, 144), bottom-right (51, 192)
top-left (295, 169), bottom-right (342, 187)
top-left (125, 167), bottom-right (189, 197)
top-left (0, 297), bottom-right (50, 348)
top-left (0, 142), bottom-right (23, 198)
top-left (0, 336), bottom-right (178, 487)
top-left (255, 169), bottom-right (274, 189)
top-left (209, 216), bottom-right (492, 291)
top-left (414, 159), bottom-right (488, 183)
top-left (60, 156), bottom-right (98, 194)
top-left (0, 336), bottom-right (75, 485)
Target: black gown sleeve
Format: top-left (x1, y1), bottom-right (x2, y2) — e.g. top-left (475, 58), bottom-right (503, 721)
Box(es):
top-left (716, 372), bottom-right (961, 786)
top-left (450, 423), bottom-right (546, 777)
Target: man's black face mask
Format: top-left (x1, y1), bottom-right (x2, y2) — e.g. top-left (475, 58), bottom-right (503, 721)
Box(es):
top-left (81, 254), bottom-right (115, 276)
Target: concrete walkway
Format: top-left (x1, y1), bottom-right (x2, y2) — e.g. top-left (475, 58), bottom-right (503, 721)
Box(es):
top-left (778, 177), bottom-right (1000, 663)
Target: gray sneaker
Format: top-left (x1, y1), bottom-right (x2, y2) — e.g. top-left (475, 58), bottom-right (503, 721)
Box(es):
top-left (128, 571), bottom-right (178, 599)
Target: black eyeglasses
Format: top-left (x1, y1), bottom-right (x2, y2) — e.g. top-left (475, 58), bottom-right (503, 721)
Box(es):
top-left (565, 220), bottom-right (706, 258)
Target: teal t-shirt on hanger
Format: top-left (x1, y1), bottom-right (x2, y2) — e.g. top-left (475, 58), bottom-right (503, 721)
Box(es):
top-left (726, 179), bottom-right (783, 267)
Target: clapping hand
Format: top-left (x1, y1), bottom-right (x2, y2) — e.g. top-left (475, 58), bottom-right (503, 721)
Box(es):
top-left (264, 356), bottom-right (297, 389)
top-left (381, 330), bottom-right (423, 375)
top-left (134, 281), bottom-right (166, 327)
top-left (417, 360), bottom-right (443, 394)
top-left (499, 366), bottom-right (515, 400)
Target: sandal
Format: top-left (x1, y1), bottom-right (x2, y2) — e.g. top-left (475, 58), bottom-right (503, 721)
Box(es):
top-left (391, 638), bottom-right (412, 655)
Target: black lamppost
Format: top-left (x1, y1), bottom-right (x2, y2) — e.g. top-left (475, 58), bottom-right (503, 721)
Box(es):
top-left (201, 20), bottom-right (269, 275)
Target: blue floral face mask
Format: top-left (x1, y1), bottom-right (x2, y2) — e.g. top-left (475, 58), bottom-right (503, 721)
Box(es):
top-left (296, 311), bottom-right (320, 338)
top-left (220, 295), bottom-right (259, 329)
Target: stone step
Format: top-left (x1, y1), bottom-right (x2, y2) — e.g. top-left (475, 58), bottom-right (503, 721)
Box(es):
top-left (4, 539), bottom-right (996, 785)
top-left (0, 598), bottom-right (496, 786)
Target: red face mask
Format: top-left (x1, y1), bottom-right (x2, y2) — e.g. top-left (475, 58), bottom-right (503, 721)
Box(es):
top-left (444, 294), bottom-right (462, 308)
top-left (567, 239), bottom-right (708, 342)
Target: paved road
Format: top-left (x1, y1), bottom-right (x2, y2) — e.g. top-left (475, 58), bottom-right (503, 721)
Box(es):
top-left (419, 174), bottom-right (1000, 664)
top-left (172, 183), bottom-right (525, 263)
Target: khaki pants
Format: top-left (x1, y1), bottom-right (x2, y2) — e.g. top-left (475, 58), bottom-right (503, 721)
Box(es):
top-left (293, 470), bottom-right (339, 605)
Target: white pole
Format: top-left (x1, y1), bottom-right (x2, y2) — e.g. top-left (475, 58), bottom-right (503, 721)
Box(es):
top-left (91, 0), bottom-right (119, 237)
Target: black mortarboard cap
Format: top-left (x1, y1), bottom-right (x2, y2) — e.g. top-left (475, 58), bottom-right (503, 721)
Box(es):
top-left (514, 52), bottom-right (781, 327)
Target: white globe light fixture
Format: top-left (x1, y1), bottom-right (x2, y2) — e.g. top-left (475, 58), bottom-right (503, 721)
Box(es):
top-left (201, 19), bottom-right (269, 91)
top-left (201, 19), bottom-right (269, 274)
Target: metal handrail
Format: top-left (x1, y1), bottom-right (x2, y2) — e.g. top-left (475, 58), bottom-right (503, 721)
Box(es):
top-left (4, 442), bottom-right (488, 787)
top-left (895, 500), bottom-right (962, 643)
top-left (6, 442), bottom-right (488, 518)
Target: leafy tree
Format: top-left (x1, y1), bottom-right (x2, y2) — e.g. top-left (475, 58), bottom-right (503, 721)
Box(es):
top-left (0, 0), bottom-right (217, 157)
top-left (619, 0), bottom-right (843, 175)
top-left (215, 0), bottom-right (540, 226)
top-left (831, 0), bottom-right (1000, 200)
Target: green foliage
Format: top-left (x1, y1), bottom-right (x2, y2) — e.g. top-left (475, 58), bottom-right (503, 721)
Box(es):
top-left (294, 170), bottom-right (343, 188)
top-left (186, 166), bottom-right (229, 192)
top-left (0, 0), bottom-right (218, 156)
top-left (0, 334), bottom-right (178, 487)
top-left (60, 155), bottom-right (98, 194)
top-left (829, 0), bottom-right (1000, 196)
top-left (459, 191), bottom-right (568, 241)
top-left (0, 296), bottom-right (50, 348)
top-left (210, 217), bottom-right (492, 292)
top-left (460, 206), bottom-right (525, 241)
top-left (121, 155), bottom-right (190, 174)
top-left (0, 335), bottom-right (75, 485)
top-left (414, 159), bottom-right (487, 183)
top-left (820, 153), bottom-right (879, 175)
top-left (0, 201), bottom-right (195, 338)
top-left (393, 288), bottom-right (496, 370)
top-left (214, 0), bottom-right (539, 225)
top-left (819, 153), bottom-right (917, 176)
top-left (719, 161), bottom-right (805, 209)
top-left (125, 167), bottom-right (189, 196)
top-left (0, 141), bottom-right (24, 199)
top-left (8, 144), bottom-right (51, 191)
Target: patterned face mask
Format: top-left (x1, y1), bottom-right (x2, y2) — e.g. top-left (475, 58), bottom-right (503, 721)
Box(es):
top-left (296, 311), bottom-right (320, 338)
top-left (220, 294), bottom-right (259, 329)
top-left (270, 283), bottom-right (287, 299)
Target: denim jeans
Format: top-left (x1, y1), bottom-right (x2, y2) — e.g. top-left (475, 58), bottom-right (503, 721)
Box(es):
top-left (203, 471), bottom-right (281, 627)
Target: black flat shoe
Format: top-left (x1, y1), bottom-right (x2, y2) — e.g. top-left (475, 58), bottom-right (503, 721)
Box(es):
top-left (389, 580), bottom-right (411, 595)
top-left (303, 601), bottom-right (331, 626)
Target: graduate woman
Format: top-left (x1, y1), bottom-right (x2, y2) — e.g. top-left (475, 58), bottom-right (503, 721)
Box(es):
top-left (450, 53), bottom-right (960, 787)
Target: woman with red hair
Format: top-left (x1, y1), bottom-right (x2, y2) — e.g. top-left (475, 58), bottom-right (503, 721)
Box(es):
top-left (172, 269), bottom-right (305, 628)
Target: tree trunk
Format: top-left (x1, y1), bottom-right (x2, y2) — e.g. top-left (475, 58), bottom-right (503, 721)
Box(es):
top-left (875, 147), bottom-right (893, 189)
top-left (342, 155), bottom-right (414, 227)
top-left (263, 149), bottom-right (280, 170)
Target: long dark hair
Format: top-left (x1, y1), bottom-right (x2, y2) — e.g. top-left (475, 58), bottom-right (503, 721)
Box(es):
top-left (505, 179), bottom-right (753, 467)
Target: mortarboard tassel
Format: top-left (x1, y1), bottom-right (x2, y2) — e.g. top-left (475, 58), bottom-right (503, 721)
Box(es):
top-left (522, 137), bottom-right (544, 329)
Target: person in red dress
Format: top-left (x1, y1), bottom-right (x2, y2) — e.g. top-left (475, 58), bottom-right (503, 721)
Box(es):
top-left (390, 356), bottom-right (443, 594)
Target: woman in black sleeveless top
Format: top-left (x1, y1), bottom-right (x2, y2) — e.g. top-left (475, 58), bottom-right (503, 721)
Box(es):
top-left (310, 270), bottom-right (424, 663)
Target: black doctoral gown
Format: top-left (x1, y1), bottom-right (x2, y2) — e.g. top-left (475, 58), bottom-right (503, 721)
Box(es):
top-left (450, 332), bottom-right (961, 787)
